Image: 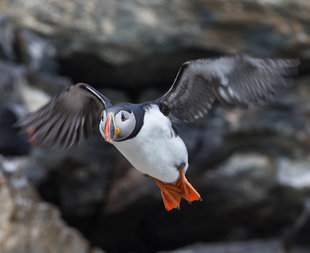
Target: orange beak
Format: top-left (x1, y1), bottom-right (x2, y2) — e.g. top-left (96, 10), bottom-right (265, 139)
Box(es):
top-left (103, 113), bottom-right (120, 142)
top-left (104, 114), bottom-right (113, 142)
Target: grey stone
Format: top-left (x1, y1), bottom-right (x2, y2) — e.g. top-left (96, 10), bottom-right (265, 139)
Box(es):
top-left (0, 156), bottom-right (104, 253)
top-left (0, 0), bottom-right (309, 64)
top-left (161, 239), bottom-right (310, 253)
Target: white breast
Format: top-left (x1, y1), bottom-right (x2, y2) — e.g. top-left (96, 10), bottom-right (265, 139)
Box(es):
top-left (112, 105), bottom-right (188, 183)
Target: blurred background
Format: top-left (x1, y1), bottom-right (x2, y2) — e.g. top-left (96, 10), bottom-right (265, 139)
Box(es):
top-left (0, 0), bottom-right (310, 252)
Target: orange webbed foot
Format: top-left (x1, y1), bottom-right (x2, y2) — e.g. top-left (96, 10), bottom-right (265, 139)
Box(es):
top-left (153, 178), bottom-right (182, 211)
top-left (176, 170), bottom-right (201, 202)
top-left (153, 169), bottom-right (201, 211)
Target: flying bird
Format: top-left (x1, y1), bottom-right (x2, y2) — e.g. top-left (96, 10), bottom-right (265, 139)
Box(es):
top-left (18, 54), bottom-right (299, 211)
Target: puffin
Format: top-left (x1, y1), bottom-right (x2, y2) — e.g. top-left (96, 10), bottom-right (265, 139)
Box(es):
top-left (18, 54), bottom-right (299, 211)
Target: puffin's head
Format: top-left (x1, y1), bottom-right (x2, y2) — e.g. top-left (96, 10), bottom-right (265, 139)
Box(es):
top-left (99, 103), bottom-right (144, 142)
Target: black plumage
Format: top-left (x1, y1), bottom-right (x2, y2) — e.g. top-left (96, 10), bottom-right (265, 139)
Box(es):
top-left (160, 54), bottom-right (299, 122)
top-left (18, 83), bottom-right (111, 148)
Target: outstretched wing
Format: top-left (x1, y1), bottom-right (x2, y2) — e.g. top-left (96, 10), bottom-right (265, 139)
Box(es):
top-left (18, 83), bottom-right (112, 148)
top-left (159, 54), bottom-right (299, 123)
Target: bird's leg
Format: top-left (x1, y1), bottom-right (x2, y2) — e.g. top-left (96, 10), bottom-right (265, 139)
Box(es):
top-left (176, 164), bottom-right (202, 203)
top-left (153, 178), bottom-right (182, 211)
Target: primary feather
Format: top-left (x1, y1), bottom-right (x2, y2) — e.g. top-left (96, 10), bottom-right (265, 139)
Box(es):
top-left (18, 83), bottom-right (111, 148)
top-left (160, 54), bottom-right (300, 123)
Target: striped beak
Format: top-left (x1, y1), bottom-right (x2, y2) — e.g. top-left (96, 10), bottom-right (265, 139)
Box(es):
top-left (103, 113), bottom-right (120, 142)
top-left (104, 113), bottom-right (115, 142)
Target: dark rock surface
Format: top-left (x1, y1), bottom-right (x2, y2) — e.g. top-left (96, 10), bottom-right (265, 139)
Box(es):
top-left (0, 0), bottom-right (310, 252)
top-left (0, 108), bottom-right (30, 156)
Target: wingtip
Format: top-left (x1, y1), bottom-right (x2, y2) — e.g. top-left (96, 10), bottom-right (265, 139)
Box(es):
top-left (12, 120), bottom-right (21, 128)
top-left (285, 58), bottom-right (301, 69)
top-left (284, 58), bottom-right (300, 77)
top-left (290, 58), bottom-right (300, 66)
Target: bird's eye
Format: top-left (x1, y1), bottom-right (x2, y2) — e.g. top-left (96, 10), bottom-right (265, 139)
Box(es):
top-left (101, 113), bottom-right (104, 121)
top-left (121, 112), bottom-right (126, 121)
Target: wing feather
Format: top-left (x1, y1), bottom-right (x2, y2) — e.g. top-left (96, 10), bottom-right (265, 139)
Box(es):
top-left (160, 54), bottom-right (299, 123)
top-left (18, 83), bottom-right (112, 148)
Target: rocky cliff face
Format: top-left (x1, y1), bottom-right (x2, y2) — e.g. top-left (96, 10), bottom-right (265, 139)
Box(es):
top-left (0, 156), bottom-right (103, 253)
top-left (0, 0), bottom-right (310, 252)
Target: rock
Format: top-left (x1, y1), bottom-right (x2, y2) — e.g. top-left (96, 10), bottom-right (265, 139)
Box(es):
top-left (276, 157), bottom-right (310, 189)
top-left (18, 80), bottom-right (51, 112)
top-left (0, 156), bottom-right (104, 253)
top-left (25, 71), bottom-right (71, 97)
top-left (16, 29), bottom-right (58, 73)
top-left (0, 0), bottom-right (309, 91)
top-left (0, 109), bottom-right (30, 156)
top-left (161, 239), bottom-right (310, 253)
top-left (98, 88), bottom-right (130, 104)
top-left (0, 60), bottom-right (24, 111)
top-left (105, 165), bottom-right (158, 214)
top-left (1, 0), bottom-right (309, 63)
top-left (36, 134), bottom-right (116, 218)
top-left (0, 14), bottom-right (16, 61)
